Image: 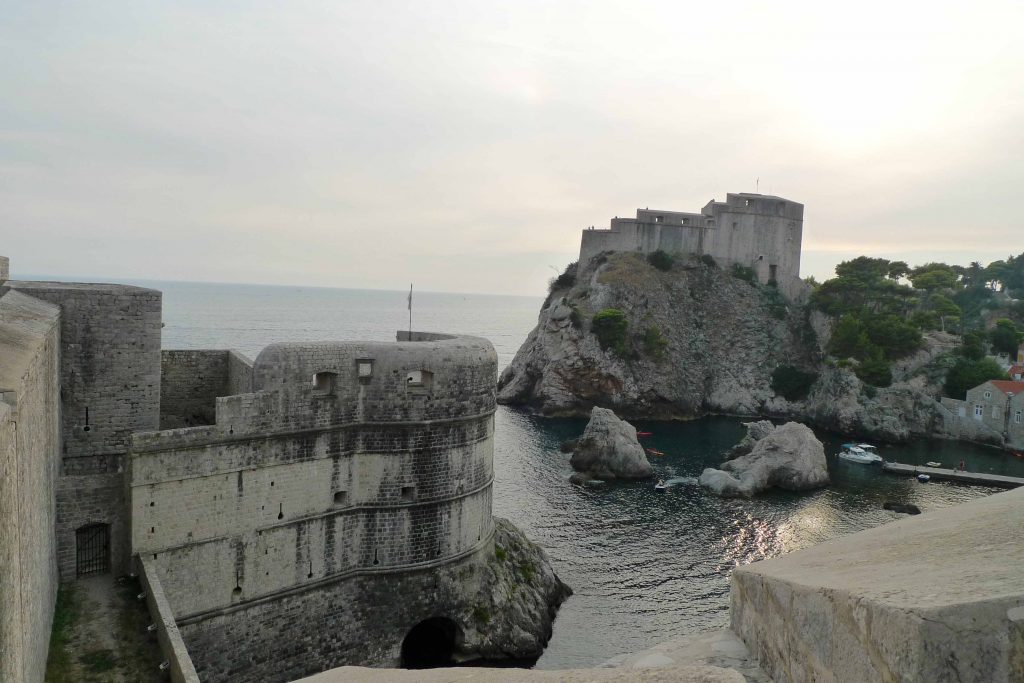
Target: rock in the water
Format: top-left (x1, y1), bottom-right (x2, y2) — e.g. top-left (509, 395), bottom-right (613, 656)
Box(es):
top-left (458, 518), bottom-right (572, 661)
top-left (569, 407), bottom-right (652, 480)
top-left (727, 420), bottom-right (776, 456)
top-left (699, 422), bottom-right (829, 497)
top-left (883, 501), bottom-right (922, 515)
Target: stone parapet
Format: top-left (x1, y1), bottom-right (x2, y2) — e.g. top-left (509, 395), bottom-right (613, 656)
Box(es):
top-left (730, 486), bottom-right (1024, 682)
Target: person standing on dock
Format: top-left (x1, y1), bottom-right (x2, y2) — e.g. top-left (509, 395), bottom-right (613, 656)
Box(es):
top-left (959, 460), bottom-right (966, 472)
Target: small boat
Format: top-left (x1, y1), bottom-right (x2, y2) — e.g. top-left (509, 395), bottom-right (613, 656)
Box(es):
top-left (917, 473), bottom-right (931, 483)
top-left (645, 448), bottom-right (665, 457)
top-left (838, 443), bottom-right (883, 465)
top-left (636, 431), bottom-right (653, 437)
top-left (654, 480), bottom-right (668, 492)
top-left (925, 461), bottom-right (942, 468)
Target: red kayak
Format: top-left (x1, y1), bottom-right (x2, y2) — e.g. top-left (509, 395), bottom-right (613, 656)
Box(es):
top-left (645, 448), bottom-right (665, 457)
top-left (636, 431), bottom-right (653, 437)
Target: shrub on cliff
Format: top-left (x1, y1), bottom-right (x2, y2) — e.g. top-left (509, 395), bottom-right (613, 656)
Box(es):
top-left (855, 353), bottom-right (893, 387)
top-left (641, 325), bottom-right (668, 360)
top-left (730, 263), bottom-right (758, 285)
top-left (647, 250), bottom-right (674, 272)
top-left (591, 309), bottom-right (629, 356)
top-left (771, 366), bottom-right (818, 401)
top-left (944, 357), bottom-right (1007, 400)
top-left (700, 254), bottom-right (718, 269)
top-left (548, 261), bottom-right (578, 293)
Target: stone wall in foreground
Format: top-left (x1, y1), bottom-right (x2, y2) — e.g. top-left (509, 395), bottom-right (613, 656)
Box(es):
top-left (730, 486), bottom-right (1024, 682)
top-left (0, 289), bottom-right (62, 683)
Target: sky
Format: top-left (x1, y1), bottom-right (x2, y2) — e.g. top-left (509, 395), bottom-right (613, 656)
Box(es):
top-left (2, 1), bottom-right (1023, 295)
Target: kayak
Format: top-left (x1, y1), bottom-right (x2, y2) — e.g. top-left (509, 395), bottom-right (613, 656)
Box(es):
top-left (645, 448), bottom-right (665, 457)
top-left (636, 431), bottom-right (653, 437)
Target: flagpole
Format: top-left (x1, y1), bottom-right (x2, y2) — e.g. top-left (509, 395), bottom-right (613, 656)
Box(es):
top-left (408, 283), bottom-right (413, 339)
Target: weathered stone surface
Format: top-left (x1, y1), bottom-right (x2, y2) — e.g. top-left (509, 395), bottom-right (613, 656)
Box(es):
top-left (300, 664), bottom-right (747, 682)
top-left (497, 252), bottom-right (956, 445)
top-left (731, 486), bottom-right (1024, 683)
top-left (699, 422), bottom-right (828, 497)
top-left (458, 518), bottom-right (572, 661)
top-left (569, 407), bottom-right (652, 480)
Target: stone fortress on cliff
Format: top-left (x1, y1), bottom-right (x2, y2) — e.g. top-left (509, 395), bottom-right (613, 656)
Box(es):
top-left (0, 255), bottom-right (567, 683)
top-left (579, 192), bottom-right (805, 298)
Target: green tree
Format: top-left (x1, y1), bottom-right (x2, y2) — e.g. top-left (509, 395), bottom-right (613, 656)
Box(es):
top-left (990, 319), bottom-right (1023, 357)
top-left (909, 263), bottom-right (959, 291)
top-left (647, 250), bottom-right (674, 272)
top-left (944, 357), bottom-right (1007, 399)
top-left (591, 309), bottom-right (629, 356)
top-left (855, 350), bottom-right (892, 387)
top-left (829, 316), bottom-right (872, 359)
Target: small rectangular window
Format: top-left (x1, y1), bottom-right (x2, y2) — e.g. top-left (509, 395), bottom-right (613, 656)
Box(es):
top-left (1015, 410), bottom-right (1022, 424)
top-left (357, 360), bottom-right (373, 378)
top-left (401, 485), bottom-right (416, 502)
top-left (654, 215), bottom-right (664, 223)
top-left (332, 490), bottom-right (348, 507)
top-left (681, 217), bottom-right (690, 225)
top-left (312, 372), bottom-right (337, 395)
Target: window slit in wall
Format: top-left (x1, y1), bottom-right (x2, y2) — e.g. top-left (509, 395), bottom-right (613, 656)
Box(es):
top-left (278, 503), bottom-right (283, 520)
top-left (308, 561), bottom-right (313, 579)
top-left (83, 407), bottom-right (91, 432)
top-left (373, 549), bottom-right (379, 566)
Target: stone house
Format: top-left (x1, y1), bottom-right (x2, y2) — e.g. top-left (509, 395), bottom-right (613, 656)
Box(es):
top-left (1011, 364), bottom-right (1024, 381)
top-left (941, 380), bottom-right (1024, 450)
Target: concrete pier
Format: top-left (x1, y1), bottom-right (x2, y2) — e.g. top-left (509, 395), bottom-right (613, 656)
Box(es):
top-left (882, 462), bottom-right (1024, 488)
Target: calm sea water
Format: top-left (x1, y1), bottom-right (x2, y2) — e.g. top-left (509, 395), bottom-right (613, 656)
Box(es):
top-left (125, 279), bottom-right (1018, 669)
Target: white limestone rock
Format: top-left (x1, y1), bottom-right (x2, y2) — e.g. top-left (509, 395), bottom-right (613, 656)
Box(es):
top-left (699, 422), bottom-right (829, 497)
top-left (569, 407), bottom-right (652, 480)
top-left (497, 252), bottom-right (952, 445)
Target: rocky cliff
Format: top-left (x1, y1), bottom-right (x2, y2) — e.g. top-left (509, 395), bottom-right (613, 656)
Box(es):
top-left (459, 518), bottom-right (572, 662)
top-left (498, 252), bottom-right (952, 442)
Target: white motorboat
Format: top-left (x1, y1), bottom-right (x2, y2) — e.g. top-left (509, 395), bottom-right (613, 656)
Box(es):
top-left (838, 443), bottom-right (883, 465)
top-left (654, 480), bottom-right (668, 492)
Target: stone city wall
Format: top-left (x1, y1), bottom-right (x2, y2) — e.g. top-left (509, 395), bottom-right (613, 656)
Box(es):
top-left (160, 350), bottom-right (232, 429)
top-left (179, 541), bottom-right (494, 682)
top-left (129, 334), bottom-right (498, 681)
top-left (160, 349), bottom-right (254, 429)
top-left (6, 281), bottom-right (162, 579)
top-left (138, 557), bottom-right (200, 683)
top-left (579, 193), bottom-right (804, 298)
top-left (0, 289), bottom-right (62, 683)
top-left (730, 486), bottom-right (1024, 682)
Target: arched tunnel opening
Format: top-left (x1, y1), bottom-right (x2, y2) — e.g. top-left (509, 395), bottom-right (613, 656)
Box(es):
top-left (400, 617), bottom-right (460, 669)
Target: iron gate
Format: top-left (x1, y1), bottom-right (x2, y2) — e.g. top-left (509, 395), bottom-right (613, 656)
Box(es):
top-left (76, 523), bottom-right (109, 576)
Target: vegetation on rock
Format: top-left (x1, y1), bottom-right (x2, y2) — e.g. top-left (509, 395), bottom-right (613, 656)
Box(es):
top-left (646, 249), bottom-right (674, 271)
top-left (591, 308), bottom-right (630, 357)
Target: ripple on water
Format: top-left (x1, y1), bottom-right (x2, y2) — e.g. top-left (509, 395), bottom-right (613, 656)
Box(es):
top-left (493, 409), bottom-right (1014, 669)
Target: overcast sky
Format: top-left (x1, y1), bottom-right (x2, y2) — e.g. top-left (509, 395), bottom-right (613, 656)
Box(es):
top-left (3, 1), bottom-right (1023, 295)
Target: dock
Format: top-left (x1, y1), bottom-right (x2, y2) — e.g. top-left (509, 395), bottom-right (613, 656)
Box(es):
top-left (882, 462), bottom-right (1024, 488)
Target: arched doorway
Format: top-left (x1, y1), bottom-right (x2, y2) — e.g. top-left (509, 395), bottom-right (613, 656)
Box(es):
top-left (76, 523), bottom-right (110, 577)
top-left (400, 617), bottom-right (459, 669)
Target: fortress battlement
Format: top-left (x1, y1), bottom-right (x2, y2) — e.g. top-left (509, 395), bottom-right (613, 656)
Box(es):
top-left (580, 192), bottom-right (805, 297)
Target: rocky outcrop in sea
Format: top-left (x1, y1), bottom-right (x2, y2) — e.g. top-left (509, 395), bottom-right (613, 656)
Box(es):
top-left (569, 407), bottom-right (652, 481)
top-left (497, 252), bottom-right (953, 442)
top-left (699, 421), bottom-right (829, 497)
top-left (457, 518), bottom-right (572, 662)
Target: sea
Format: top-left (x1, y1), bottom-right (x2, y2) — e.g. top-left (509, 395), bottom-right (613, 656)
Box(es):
top-left (78, 278), bottom-right (1024, 668)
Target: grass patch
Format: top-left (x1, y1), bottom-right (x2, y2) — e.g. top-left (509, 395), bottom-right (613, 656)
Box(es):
top-left (519, 560), bottom-right (536, 583)
top-left (80, 649), bottom-right (117, 674)
top-left (45, 585), bottom-right (80, 683)
top-left (495, 545), bottom-right (508, 562)
top-left (472, 604), bottom-right (491, 625)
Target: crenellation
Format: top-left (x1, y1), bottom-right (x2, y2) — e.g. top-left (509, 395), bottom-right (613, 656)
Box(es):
top-left (579, 191), bottom-right (805, 298)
